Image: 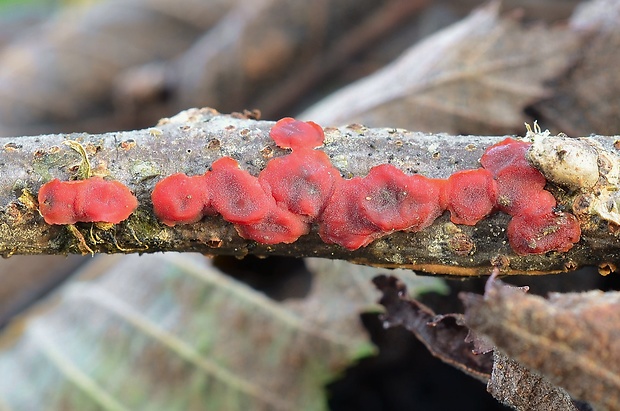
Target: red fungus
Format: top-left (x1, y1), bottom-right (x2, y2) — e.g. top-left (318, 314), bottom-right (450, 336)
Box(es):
top-left (38, 179), bottom-right (79, 225)
top-left (208, 157), bottom-right (271, 224)
top-left (152, 173), bottom-right (211, 226)
top-left (145, 118), bottom-right (583, 255)
top-left (443, 168), bottom-right (497, 225)
top-left (319, 177), bottom-right (385, 250)
top-left (235, 204), bottom-right (309, 244)
top-left (259, 149), bottom-right (338, 220)
top-left (269, 117), bottom-right (325, 150)
top-left (38, 177), bottom-right (138, 225)
top-left (493, 165), bottom-right (548, 215)
top-left (480, 137), bottom-right (581, 254)
top-left (359, 164), bottom-right (444, 231)
top-left (507, 211), bottom-right (581, 255)
top-left (480, 138), bottom-right (531, 175)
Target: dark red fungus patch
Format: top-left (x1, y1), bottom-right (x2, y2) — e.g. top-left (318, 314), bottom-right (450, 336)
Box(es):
top-left (507, 211), bottom-right (581, 255)
top-left (235, 203), bottom-right (309, 245)
top-left (480, 138), bottom-right (531, 174)
top-left (259, 149), bottom-right (338, 220)
top-left (319, 177), bottom-right (384, 250)
top-left (38, 179), bottom-right (78, 225)
top-left (269, 117), bottom-right (325, 150)
top-left (359, 164), bottom-right (444, 231)
top-left (443, 168), bottom-right (496, 226)
top-left (494, 164), bottom-right (547, 215)
top-left (208, 157), bottom-right (271, 224)
top-left (152, 173), bottom-right (212, 226)
top-left (482, 138), bottom-right (581, 254)
top-left (38, 177), bottom-right (137, 225)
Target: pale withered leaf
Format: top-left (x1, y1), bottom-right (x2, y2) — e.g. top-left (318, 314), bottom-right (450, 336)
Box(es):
top-left (301, 3), bottom-right (581, 134)
top-left (462, 276), bottom-right (620, 411)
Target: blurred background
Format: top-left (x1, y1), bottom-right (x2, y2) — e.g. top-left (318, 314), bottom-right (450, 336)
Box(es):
top-left (0, 0), bottom-right (618, 409)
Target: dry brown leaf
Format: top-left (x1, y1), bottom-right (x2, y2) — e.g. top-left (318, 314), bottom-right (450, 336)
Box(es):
top-left (0, 0), bottom-right (232, 137)
top-left (535, 0), bottom-right (620, 135)
top-left (372, 274), bottom-right (493, 382)
top-left (488, 351), bottom-right (581, 411)
top-left (163, 0), bottom-right (425, 119)
top-left (300, 3), bottom-right (582, 134)
top-left (462, 276), bottom-right (620, 411)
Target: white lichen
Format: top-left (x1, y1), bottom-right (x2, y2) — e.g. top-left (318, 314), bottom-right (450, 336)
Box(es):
top-left (524, 124), bottom-right (620, 226)
top-left (528, 134), bottom-right (599, 190)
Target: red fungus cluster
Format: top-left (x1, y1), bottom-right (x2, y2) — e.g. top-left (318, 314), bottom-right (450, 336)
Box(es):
top-left (38, 177), bottom-right (138, 225)
top-left (150, 119), bottom-right (581, 255)
top-left (482, 138), bottom-right (581, 255)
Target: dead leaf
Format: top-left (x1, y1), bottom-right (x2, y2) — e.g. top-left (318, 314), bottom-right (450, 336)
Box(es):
top-left (164, 0), bottom-right (426, 120)
top-left (0, 0), bottom-right (230, 136)
top-left (461, 275), bottom-right (620, 411)
top-left (300, 3), bottom-right (582, 134)
top-left (535, 0), bottom-right (620, 136)
top-left (488, 350), bottom-right (581, 411)
top-left (372, 274), bottom-right (493, 382)
top-left (0, 253), bottom-right (385, 410)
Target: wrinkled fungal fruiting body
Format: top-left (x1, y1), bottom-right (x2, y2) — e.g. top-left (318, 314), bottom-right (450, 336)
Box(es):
top-left (151, 119), bottom-right (582, 255)
top-left (38, 177), bottom-right (138, 225)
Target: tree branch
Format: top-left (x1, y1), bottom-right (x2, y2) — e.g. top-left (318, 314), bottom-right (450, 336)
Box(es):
top-left (2, 108), bottom-right (618, 276)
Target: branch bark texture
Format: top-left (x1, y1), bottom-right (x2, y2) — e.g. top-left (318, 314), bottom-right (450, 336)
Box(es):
top-left (2, 108), bottom-right (618, 276)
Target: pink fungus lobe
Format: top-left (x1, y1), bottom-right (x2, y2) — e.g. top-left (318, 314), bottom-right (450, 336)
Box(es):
top-left (259, 150), bottom-right (338, 220)
top-left (235, 204), bottom-right (309, 245)
top-left (38, 179), bottom-right (79, 225)
top-left (480, 138), bottom-right (531, 175)
top-left (269, 117), bottom-right (325, 150)
top-left (507, 211), bottom-right (581, 255)
top-left (38, 177), bottom-right (138, 225)
top-left (481, 137), bottom-right (581, 254)
top-left (359, 164), bottom-right (444, 232)
top-left (209, 157), bottom-right (271, 224)
top-left (152, 173), bottom-right (211, 226)
top-left (319, 177), bottom-right (384, 250)
top-left (443, 168), bottom-right (496, 225)
top-left (494, 165), bottom-right (548, 215)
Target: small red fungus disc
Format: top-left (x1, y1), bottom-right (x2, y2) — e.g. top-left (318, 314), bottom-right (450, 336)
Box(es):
top-left (319, 178), bottom-right (384, 250)
top-left (38, 179), bottom-right (79, 225)
top-left (38, 177), bottom-right (137, 225)
top-left (444, 168), bottom-right (497, 225)
top-left (480, 138), bottom-right (531, 175)
top-left (74, 177), bottom-right (139, 224)
top-left (259, 150), bottom-right (337, 220)
top-left (235, 204), bottom-right (310, 244)
top-left (359, 165), bottom-right (443, 231)
top-left (494, 165), bottom-right (548, 215)
top-left (269, 117), bottom-right (325, 150)
top-left (209, 157), bottom-right (271, 224)
top-left (507, 211), bottom-right (581, 255)
top-left (515, 190), bottom-right (557, 217)
top-left (152, 173), bottom-right (210, 226)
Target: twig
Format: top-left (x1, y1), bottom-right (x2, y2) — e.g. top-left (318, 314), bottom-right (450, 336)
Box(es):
top-left (1, 108), bottom-right (618, 276)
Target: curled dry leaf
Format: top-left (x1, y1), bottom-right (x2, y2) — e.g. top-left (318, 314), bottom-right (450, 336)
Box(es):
top-left (488, 351), bottom-right (581, 411)
top-left (461, 275), bottom-right (620, 411)
top-left (372, 274), bottom-right (493, 382)
top-left (301, 3), bottom-right (582, 134)
top-left (535, 0), bottom-right (620, 136)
